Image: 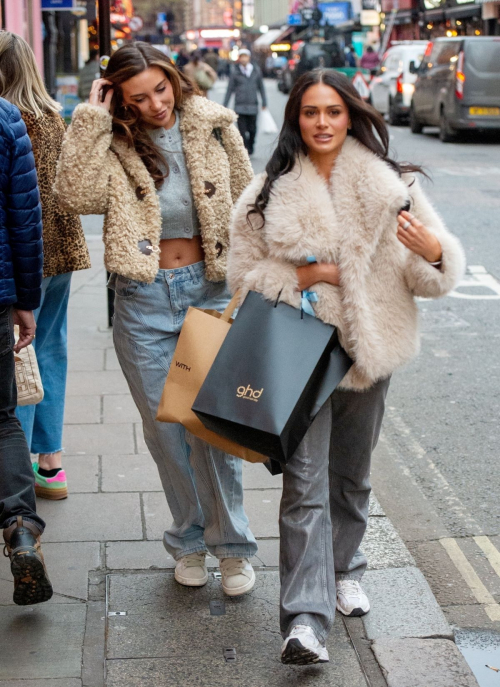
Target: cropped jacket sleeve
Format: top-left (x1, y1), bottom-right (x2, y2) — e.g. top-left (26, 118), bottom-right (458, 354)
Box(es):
top-left (53, 104), bottom-right (113, 216)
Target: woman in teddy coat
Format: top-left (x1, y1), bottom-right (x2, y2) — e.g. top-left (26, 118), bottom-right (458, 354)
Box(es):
top-left (228, 69), bottom-right (465, 665)
top-left (54, 43), bottom-right (258, 596)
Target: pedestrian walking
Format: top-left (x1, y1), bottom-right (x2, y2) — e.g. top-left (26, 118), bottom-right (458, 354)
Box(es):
top-left (78, 48), bottom-right (100, 101)
top-left (0, 95), bottom-right (53, 605)
top-left (203, 49), bottom-right (220, 74)
top-left (54, 42), bottom-right (258, 595)
top-left (360, 45), bottom-right (380, 72)
top-left (224, 48), bottom-right (267, 156)
top-left (183, 51), bottom-right (217, 96)
top-left (0, 32), bottom-right (91, 501)
top-left (228, 69), bottom-right (465, 664)
top-left (344, 45), bottom-right (357, 68)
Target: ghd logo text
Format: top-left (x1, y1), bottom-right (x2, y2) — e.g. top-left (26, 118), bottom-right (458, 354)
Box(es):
top-left (236, 385), bottom-right (263, 402)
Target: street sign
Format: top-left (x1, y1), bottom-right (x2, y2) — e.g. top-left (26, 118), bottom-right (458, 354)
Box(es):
top-left (352, 71), bottom-right (370, 100)
top-left (41, 0), bottom-right (74, 8)
top-left (129, 15), bottom-right (144, 31)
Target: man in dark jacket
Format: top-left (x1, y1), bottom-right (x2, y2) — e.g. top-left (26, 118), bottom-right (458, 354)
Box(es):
top-left (223, 48), bottom-right (267, 156)
top-left (0, 96), bottom-right (53, 605)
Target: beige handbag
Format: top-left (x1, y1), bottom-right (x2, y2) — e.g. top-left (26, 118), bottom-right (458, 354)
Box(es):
top-left (14, 326), bottom-right (44, 406)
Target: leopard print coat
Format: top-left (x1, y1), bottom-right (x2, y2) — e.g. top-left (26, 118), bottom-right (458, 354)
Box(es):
top-left (22, 112), bottom-right (91, 278)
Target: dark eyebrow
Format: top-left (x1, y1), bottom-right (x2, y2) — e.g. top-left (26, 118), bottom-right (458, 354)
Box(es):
top-left (130, 79), bottom-right (167, 98)
top-left (301, 104), bottom-right (343, 109)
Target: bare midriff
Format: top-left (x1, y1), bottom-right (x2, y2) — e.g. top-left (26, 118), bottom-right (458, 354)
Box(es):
top-left (158, 236), bottom-right (205, 270)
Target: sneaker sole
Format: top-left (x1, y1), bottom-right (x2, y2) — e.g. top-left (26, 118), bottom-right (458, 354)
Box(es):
top-left (35, 484), bottom-right (68, 500)
top-left (10, 550), bottom-right (53, 606)
top-left (336, 602), bottom-right (370, 617)
top-left (221, 570), bottom-right (256, 597)
top-left (174, 570), bottom-right (208, 587)
top-left (281, 639), bottom-right (329, 665)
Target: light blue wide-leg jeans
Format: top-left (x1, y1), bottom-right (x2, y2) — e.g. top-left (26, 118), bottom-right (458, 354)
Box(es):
top-left (17, 272), bottom-right (72, 454)
top-left (110, 263), bottom-right (257, 561)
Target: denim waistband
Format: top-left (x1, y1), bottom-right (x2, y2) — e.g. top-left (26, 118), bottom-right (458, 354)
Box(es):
top-left (154, 261), bottom-right (205, 284)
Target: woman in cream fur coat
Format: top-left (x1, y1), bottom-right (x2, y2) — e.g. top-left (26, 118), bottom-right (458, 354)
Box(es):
top-left (228, 69), bottom-right (465, 665)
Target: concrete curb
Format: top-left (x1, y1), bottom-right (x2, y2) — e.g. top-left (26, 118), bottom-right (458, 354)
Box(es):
top-left (363, 494), bottom-right (479, 686)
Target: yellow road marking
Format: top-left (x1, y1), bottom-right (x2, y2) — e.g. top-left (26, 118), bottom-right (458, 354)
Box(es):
top-left (440, 537), bottom-right (500, 622)
top-left (474, 536), bottom-right (500, 579)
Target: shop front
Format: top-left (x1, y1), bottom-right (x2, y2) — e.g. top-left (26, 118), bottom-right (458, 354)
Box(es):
top-left (419, 0), bottom-right (483, 38)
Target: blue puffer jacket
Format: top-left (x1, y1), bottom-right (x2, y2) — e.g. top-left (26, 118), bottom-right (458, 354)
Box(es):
top-left (0, 97), bottom-right (43, 311)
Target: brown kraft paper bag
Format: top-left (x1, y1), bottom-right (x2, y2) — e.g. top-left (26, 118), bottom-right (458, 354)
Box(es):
top-left (156, 292), bottom-right (267, 464)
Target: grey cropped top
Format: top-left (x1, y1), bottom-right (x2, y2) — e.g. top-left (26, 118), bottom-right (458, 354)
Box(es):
top-left (148, 112), bottom-right (201, 240)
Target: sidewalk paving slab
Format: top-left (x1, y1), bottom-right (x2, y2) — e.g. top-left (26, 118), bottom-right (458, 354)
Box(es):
top-left (36, 493), bottom-right (142, 542)
top-left (362, 567), bottom-right (453, 640)
top-left (372, 638), bottom-right (479, 687)
top-left (105, 571), bottom-right (367, 687)
top-left (0, 604), bottom-right (86, 680)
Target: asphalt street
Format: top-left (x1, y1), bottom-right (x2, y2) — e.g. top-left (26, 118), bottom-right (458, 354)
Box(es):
top-left (215, 76), bottom-right (500, 679)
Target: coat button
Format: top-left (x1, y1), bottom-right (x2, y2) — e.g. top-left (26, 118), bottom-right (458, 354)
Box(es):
top-left (204, 181), bottom-right (216, 198)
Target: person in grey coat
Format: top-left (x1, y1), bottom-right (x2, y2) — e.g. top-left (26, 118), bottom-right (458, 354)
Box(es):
top-left (223, 49), bottom-right (267, 156)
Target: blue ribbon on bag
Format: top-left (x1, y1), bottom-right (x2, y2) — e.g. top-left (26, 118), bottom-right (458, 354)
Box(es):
top-left (301, 256), bottom-right (318, 317)
top-left (301, 290), bottom-right (318, 317)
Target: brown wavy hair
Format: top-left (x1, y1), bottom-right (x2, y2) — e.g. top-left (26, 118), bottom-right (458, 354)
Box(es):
top-left (248, 68), bottom-right (424, 228)
top-left (103, 42), bottom-right (198, 188)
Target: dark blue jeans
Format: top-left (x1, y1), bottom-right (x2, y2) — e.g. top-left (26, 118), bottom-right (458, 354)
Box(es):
top-left (0, 305), bottom-right (44, 533)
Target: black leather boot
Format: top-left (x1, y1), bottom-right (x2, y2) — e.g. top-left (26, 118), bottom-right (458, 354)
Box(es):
top-left (3, 516), bottom-right (53, 605)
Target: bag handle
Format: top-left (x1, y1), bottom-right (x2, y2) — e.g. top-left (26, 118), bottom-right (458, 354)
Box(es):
top-left (220, 290), bottom-right (241, 322)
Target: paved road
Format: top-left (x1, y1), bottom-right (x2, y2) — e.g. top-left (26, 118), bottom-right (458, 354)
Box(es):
top-left (214, 77), bottom-right (500, 666)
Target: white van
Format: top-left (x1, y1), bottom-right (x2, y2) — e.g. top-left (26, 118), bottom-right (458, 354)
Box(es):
top-left (369, 41), bottom-right (428, 125)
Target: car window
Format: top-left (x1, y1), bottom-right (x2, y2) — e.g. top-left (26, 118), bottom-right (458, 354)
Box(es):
top-left (466, 42), bottom-right (500, 73)
top-left (435, 42), bottom-right (461, 65)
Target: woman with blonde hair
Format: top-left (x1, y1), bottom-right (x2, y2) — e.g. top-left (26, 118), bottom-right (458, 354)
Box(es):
top-left (0, 31), bottom-right (91, 500)
top-left (54, 42), bottom-right (258, 594)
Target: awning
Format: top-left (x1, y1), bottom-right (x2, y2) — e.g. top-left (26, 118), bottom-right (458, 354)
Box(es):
top-left (253, 29), bottom-right (283, 49)
top-left (445, 3), bottom-right (481, 17)
top-left (393, 9), bottom-right (417, 23)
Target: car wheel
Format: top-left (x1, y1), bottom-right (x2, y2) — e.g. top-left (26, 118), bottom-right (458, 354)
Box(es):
top-left (409, 105), bottom-right (423, 134)
top-left (388, 98), bottom-right (400, 126)
top-left (439, 109), bottom-right (457, 143)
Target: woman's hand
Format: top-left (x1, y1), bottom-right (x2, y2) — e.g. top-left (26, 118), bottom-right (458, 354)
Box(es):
top-left (88, 78), bottom-right (114, 111)
top-left (297, 263), bottom-right (340, 291)
top-left (397, 211), bottom-right (442, 263)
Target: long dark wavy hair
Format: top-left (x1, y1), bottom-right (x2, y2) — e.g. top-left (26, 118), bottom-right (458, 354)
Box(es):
top-left (248, 69), bottom-right (424, 227)
top-left (103, 42), bottom-right (198, 189)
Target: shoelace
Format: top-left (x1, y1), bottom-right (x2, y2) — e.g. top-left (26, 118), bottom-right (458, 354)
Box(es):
top-left (338, 580), bottom-right (361, 596)
top-left (289, 625), bottom-right (317, 640)
top-left (220, 557), bottom-right (247, 576)
top-left (182, 552), bottom-right (208, 568)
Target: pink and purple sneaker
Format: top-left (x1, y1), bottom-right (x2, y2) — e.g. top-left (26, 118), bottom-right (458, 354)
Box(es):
top-left (33, 463), bottom-right (68, 500)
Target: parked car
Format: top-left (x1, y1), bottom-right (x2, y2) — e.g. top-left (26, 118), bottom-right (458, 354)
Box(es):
top-left (410, 36), bottom-right (500, 142)
top-left (278, 40), bottom-right (344, 94)
top-left (369, 41), bottom-right (428, 125)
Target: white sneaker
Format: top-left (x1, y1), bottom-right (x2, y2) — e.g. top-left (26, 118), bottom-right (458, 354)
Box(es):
top-left (219, 557), bottom-right (255, 596)
top-left (174, 552), bottom-right (209, 587)
top-left (336, 579), bottom-right (370, 617)
top-left (281, 625), bottom-right (329, 665)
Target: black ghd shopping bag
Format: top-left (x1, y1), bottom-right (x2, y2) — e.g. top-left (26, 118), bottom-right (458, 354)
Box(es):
top-left (192, 291), bottom-right (352, 463)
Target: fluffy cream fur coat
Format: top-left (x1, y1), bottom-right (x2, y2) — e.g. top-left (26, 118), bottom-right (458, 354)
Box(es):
top-left (54, 96), bottom-right (253, 283)
top-left (228, 137), bottom-right (466, 390)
